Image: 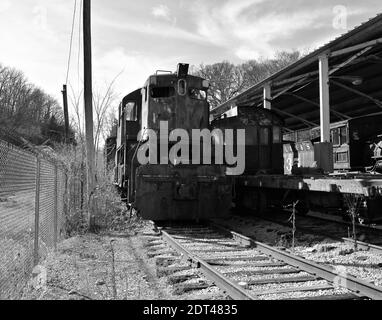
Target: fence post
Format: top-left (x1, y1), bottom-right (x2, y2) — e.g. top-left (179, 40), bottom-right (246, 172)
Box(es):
top-left (33, 157), bottom-right (41, 266)
top-left (54, 165), bottom-right (58, 250)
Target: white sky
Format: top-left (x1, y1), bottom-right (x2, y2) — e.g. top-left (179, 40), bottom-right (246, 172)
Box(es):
top-left (0, 0), bottom-right (381, 115)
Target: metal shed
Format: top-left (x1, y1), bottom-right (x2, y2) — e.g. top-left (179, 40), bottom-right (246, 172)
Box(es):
top-left (211, 14), bottom-right (382, 141)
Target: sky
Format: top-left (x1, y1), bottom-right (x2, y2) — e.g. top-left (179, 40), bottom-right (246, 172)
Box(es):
top-left (0, 0), bottom-right (381, 111)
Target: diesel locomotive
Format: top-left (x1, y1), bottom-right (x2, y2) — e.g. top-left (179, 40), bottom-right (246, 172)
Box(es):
top-left (113, 64), bottom-right (232, 221)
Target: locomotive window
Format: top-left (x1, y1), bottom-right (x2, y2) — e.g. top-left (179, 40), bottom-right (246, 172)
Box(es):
top-left (151, 87), bottom-right (175, 98)
top-left (330, 128), bottom-right (340, 146)
top-left (125, 102), bottom-right (136, 121)
top-left (336, 151), bottom-right (348, 163)
top-left (273, 126), bottom-right (281, 143)
top-left (189, 88), bottom-right (207, 100)
top-left (339, 126), bottom-right (348, 144)
top-left (178, 79), bottom-right (187, 96)
top-left (259, 127), bottom-right (270, 145)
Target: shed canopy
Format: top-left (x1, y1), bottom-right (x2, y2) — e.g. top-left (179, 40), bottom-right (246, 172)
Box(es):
top-left (211, 14), bottom-right (382, 132)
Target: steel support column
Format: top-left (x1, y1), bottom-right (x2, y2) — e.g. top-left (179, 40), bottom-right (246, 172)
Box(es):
top-left (319, 54), bottom-right (330, 143)
top-left (263, 83), bottom-right (271, 110)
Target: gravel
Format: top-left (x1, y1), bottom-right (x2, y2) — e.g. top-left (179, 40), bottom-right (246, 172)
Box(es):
top-left (214, 216), bottom-right (382, 289)
top-left (249, 279), bottom-right (329, 292)
top-left (257, 288), bottom-right (349, 300)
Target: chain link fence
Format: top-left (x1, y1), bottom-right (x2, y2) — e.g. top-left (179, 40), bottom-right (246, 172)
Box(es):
top-left (0, 139), bottom-right (66, 299)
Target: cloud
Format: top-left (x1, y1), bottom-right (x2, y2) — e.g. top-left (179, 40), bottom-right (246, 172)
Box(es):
top-left (189, 0), bottom-right (382, 61)
top-left (235, 46), bottom-right (262, 60)
top-left (94, 47), bottom-right (178, 96)
top-left (94, 14), bottom-right (204, 44)
top-left (0, 0), bottom-right (11, 13)
top-left (32, 5), bottom-right (58, 43)
top-left (151, 4), bottom-right (174, 23)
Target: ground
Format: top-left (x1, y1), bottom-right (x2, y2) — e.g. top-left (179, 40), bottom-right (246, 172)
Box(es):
top-left (22, 220), bottom-right (172, 300)
top-left (21, 215), bottom-right (382, 300)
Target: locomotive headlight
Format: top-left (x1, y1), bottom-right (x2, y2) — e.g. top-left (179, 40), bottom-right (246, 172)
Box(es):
top-left (202, 80), bottom-right (210, 89)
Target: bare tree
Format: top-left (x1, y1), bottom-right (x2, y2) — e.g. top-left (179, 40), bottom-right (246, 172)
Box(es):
top-left (192, 51), bottom-right (302, 109)
top-left (0, 62), bottom-right (68, 145)
top-left (194, 61), bottom-right (246, 109)
top-left (241, 51), bottom-right (301, 89)
top-left (93, 81), bottom-right (118, 153)
top-left (68, 72), bottom-right (120, 169)
top-left (69, 85), bottom-right (84, 144)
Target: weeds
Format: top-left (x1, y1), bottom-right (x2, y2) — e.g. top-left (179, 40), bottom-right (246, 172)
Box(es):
top-left (344, 194), bottom-right (362, 252)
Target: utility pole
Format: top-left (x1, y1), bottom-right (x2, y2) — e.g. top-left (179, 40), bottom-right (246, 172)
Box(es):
top-left (83, 0), bottom-right (96, 230)
top-left (61, 84), bottom-right (70, 142)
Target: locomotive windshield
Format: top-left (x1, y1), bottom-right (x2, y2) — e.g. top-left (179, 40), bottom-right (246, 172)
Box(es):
top-left (151, 86), bottom-right (175, 98)
top-left (189, 88), bottom-right (207, 100)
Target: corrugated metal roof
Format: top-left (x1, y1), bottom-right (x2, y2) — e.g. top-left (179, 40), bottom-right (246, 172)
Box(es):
top-left (212, 13), bottom-right (382, 131)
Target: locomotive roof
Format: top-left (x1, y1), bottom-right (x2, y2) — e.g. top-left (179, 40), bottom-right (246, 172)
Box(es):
top-left (212, 106), bottom-right (284, 127)
top-left (211, 13), bottom-right (382, 132)
top-left (122, 88), bottom-right (141, 105)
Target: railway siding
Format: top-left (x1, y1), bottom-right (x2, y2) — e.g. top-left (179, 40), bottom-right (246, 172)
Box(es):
top-left (156, 224), bottom-right (382, 300)
top-left (215, 215), bottom-right (382, 291)
top-left (240, 175), bottom-right (382, 196)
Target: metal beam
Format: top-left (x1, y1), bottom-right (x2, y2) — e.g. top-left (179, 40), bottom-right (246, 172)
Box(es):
top-left (329, 46), bottom-right (373, 76)
top-left (274, 71), bottom-right (318, 87)
top-left (283, 127), bottom-right (294, 133)
top-left (271, 106), bottom-right (318, 127)
top-left (270, 45), bottom-right (369, 102)
top-left (273, 52), bottom-right (378, 89)
top-left (331, 80), bottom-right (382, 109)
top-left (330, 37), bottom-right (382, 57)
top-left (272, 76), bottom-right (310, 101)
top-left (285, 93), bottom-right (350, 120)
top-left (319, 54), bottom-right (330, 143)
top-left (263, 83), bottom-right (272, 110)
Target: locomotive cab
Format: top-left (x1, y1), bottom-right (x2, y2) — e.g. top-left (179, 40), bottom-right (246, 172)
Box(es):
top-left (115, 64), bottom-right (232, 221)
top-left (140, 63), bottom-right (210, 138)
top-left (115, 89), bottom-right (142, 200)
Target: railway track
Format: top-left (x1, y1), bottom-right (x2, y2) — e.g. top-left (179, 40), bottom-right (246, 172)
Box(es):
top-left (156, 222), bottom-right (382, 300)
top-left (234, 211), bottom-right (382, 254)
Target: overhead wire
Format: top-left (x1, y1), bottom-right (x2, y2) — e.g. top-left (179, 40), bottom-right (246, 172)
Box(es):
top-left (77, 0), bottom-right (83, 91)
top-left (65, 0), bottom-right (77, 85)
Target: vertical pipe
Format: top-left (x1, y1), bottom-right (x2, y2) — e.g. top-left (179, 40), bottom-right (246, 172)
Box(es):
top-left (33, 157), bottom-right (41, 266)
top-left (319, 54), bottom-right (330, 142)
